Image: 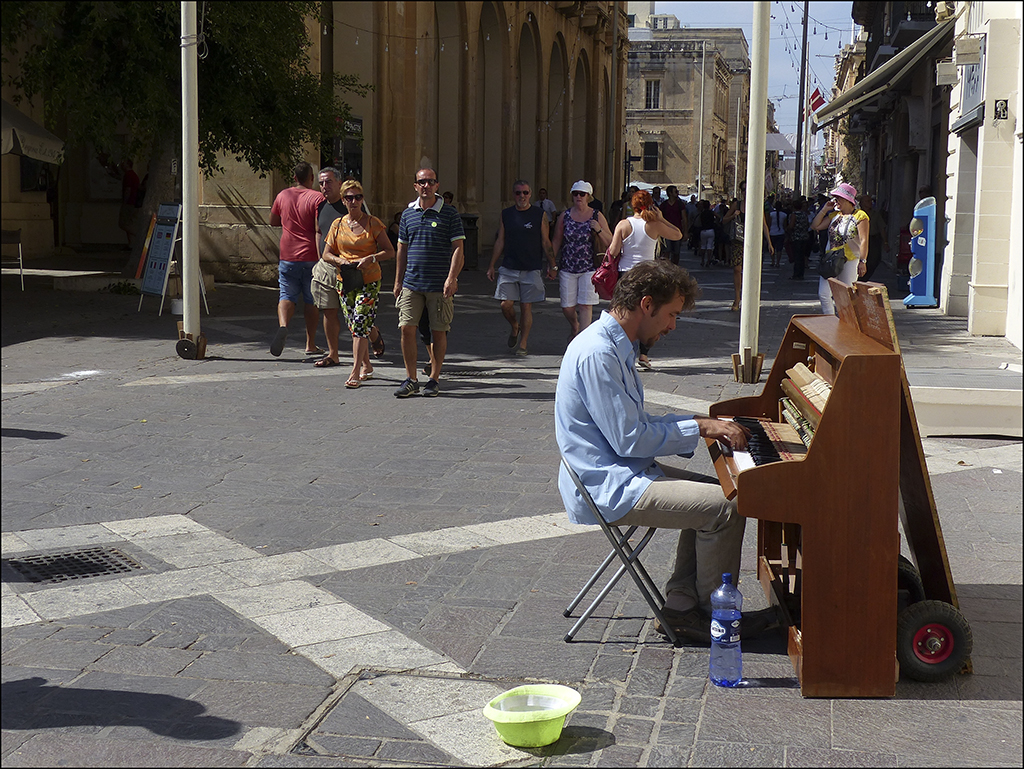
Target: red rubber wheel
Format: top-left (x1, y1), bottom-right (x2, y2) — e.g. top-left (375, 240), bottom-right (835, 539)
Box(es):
top-left (897, 600), bottom-right (972, 682)
top-left (911, 622), bottom-right (954, 664)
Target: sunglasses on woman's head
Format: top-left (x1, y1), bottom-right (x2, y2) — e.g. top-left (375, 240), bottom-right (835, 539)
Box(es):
top-left (344, 194), bottom-right (364, 202)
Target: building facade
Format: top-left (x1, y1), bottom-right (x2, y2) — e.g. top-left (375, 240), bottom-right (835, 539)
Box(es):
top-left (941, 1), bottom-right (1021, 344)
top-left (2, 1), bottom-right (629, 281)
top-left (624, 5), bottom-right (751, 200)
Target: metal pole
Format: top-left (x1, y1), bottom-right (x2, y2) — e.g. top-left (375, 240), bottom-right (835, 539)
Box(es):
top-left (734, 95), bottom-right (740, 196)
top-left (180, 2), bottom-right (200, 347)
top-left (737, 2), bottom-right (771, 382)
top-left (606, 1), bottom-right (619, 203)
top-left (697, 40), bottom-right (706, 195)
top-left (794, 0), bottom-right (809, 195)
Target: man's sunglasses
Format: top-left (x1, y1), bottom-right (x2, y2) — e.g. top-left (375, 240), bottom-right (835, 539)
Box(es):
top-left (514, 190), bottom-right (530, 196)
top-left (415, 179), bottom-right (438, 186)
top-left (344, 194), bottom-right (364, 202)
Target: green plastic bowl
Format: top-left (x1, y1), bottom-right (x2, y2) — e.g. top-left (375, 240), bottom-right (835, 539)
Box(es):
top-left (482, 684), bottom-right (581, 748)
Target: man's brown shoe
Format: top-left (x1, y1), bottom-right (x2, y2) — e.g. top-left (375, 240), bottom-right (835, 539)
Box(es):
top-left (654, 607), bottom-right (711, 644)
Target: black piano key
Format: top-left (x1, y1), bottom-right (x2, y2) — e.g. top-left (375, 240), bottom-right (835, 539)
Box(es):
top-left (733, 417), bottom-right (782, 465)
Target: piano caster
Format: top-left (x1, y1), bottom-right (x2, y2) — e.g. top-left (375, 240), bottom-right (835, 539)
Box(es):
top-left (897, 556), bottom-right (926, 610)
top-left (896, 600), bottom-right (973, 683)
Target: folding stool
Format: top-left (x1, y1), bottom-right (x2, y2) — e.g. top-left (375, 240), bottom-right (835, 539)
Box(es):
top-left (560, 458), bottom-right (679, 645)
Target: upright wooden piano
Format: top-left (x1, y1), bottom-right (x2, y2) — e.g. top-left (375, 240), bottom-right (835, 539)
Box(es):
top-left (706, 280), bottom-right (968, 697)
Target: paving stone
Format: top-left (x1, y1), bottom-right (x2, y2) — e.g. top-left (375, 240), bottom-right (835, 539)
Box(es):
top-left (0, 733), bottom-right (250, 767)
top-left (190, 680), bottom-right (330, 729)
top-left (44, 626), bottom-right (111, 643)
top-left (2, 639), bottom-right (111, 671)
top-left (99, 628), bottom-right (156, 646)
top-left (647, 744), bottom-right (692, 767)
top-left (608, 715), bottom-right (654, 746)
top-left (253, 752), bottom-right (373, 767)
top-left (147, 631), bottom-right (202, 649)
top-left (786, 747), bottom-right (898, 767)
top-left (689, 740), bottom-right (785, 767)
top-left (661, 696), bottom-right (702, 723)
top-left (625, 664), bottom-right (671, 697)
top-left (317, 693), bottom-right (422, 740)
top-left (180, 650), bottom-right (335, 686)
top-left (595, 744), bottom-right (644, 767)
top-left (832, 700), bottom-right (1022, 764)
top-left (617, 695), bottom-right (661, 718)
top-left (698, 689), bottom-right (831, 748)
top-left (88, 645), bottom-right (201, 676)
top-left (307, 733), bottom-right (380, 757)
top-left (470, 636), bottom-right (595, 682)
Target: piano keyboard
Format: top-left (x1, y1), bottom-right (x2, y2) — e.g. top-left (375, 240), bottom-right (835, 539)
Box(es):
top-left (715, 417), bottom-right (809, 488)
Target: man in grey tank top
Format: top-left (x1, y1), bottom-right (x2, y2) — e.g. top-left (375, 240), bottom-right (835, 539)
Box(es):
top-left (486, 180), bottom-right (557, 356)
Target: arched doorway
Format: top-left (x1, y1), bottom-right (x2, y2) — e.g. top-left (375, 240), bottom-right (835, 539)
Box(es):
top-left (547, 38), bottom-right (567, 208)
top-left (518, 24), bottom-right (540, 183)
top-left (475, 2), bottom-right (504, 244)
top-left (569, 53), bottom-right (589, 187)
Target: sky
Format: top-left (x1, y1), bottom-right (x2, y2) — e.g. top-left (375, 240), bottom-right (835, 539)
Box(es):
top-left (655, 1), bottom-right (856, 136)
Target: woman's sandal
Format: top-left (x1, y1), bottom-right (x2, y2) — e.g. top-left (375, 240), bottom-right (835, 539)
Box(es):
top-left (344, 378), bottom-right (361, 389)
top-left (314, 357), bottom-right (340, 368)
top-left (370, 327), bottom-right (386, 358)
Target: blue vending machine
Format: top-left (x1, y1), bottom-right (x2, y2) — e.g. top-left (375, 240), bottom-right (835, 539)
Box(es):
top-left (904, 196), bottom-right (938, 307)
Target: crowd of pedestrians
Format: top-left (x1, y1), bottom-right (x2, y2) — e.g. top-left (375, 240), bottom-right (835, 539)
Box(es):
top-left (267, 166), bottom-right (886, 392)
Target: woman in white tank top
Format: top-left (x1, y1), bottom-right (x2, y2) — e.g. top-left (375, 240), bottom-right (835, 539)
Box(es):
top-left (605, 189), bottom-right (684, 369)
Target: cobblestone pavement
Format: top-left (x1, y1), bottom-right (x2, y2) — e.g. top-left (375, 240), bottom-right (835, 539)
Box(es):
top-left (2, 252), bottom-right (1021, 767)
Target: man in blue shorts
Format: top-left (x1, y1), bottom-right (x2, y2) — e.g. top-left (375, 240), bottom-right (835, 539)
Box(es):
top-left (269, 161), bottom-right (324, 356)
top-left (486, 180), bottom-right (557, 356)
top-left (393, 167), bottom-right (466, 398)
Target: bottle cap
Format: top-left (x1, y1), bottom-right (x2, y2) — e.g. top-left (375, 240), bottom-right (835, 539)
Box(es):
top-left (722, 572), bottom-right (732, 584)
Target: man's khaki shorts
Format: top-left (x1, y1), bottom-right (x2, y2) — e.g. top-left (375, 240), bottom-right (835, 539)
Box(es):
top-left (397, 288), bottom-right (454, 332)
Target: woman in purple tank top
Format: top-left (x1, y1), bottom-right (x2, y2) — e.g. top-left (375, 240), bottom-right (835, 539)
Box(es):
top-left (551, 180), bottom-right (611, 340)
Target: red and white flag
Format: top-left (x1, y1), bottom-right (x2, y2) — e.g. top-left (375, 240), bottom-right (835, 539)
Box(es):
top-left (809, 88), bottom-right (826, 113)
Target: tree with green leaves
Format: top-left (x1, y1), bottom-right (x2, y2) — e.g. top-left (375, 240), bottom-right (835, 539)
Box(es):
top-left (2, 1), bottom-right (368, 268)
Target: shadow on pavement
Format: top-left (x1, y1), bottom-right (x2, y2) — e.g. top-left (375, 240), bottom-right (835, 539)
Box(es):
top-left (1, 428), bottom-right (65, 440)
top-left (1, 677), bottom-right (241, 740)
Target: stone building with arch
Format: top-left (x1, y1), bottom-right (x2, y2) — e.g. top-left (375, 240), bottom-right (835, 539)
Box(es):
top-left (198, 1), bottom-right (629, 281)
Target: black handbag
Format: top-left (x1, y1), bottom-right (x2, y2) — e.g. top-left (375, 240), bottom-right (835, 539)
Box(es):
top-left (817, 251), bottom-right (846, 279)
top-left (338, 262), bottom-right (365, 295)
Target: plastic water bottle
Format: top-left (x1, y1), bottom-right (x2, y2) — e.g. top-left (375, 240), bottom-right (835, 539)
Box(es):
top-left (709, 572), bottom-right (743, 687)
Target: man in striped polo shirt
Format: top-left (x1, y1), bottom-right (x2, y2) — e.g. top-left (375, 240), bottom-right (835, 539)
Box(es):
top-left (393, 167), bottom-right (466, 398)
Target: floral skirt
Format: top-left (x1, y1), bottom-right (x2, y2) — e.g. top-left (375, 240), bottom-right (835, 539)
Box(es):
top-left (340, 280), bottom-right (380, 338)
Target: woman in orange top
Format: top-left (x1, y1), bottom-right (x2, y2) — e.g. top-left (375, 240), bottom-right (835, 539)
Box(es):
top-left (322, 181), bottom-right (395, 388)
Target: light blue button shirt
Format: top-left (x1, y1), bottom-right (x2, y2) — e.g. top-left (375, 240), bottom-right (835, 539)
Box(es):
top-left (554, 311), bottom-right (700, 524)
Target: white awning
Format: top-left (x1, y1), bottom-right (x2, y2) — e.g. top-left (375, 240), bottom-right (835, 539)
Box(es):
top-left (765, 133), bottom-right (795, 152)
top-left (1, 100), bottom-right (64, 164)
top-left (813, 15), bottom-right (957, 130)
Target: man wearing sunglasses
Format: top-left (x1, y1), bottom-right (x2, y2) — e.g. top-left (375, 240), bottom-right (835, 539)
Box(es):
top-left (486, 181), bottom-right (557, 356)
top-left (393, 167), bottom-right (466, 397)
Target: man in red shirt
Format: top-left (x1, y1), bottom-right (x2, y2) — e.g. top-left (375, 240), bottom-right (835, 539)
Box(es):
top-left (269, 162), bottom-right (325, 356)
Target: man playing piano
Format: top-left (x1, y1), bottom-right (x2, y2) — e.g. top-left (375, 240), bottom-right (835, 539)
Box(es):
top-left (555, 260), bottom-right (777, 643)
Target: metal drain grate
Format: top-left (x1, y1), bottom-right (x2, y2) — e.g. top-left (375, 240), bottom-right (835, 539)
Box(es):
top-left (3, 547), bottom-right (144, 584)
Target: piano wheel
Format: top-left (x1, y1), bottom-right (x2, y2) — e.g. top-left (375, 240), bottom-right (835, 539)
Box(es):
top-left (896, 600), bottom-right (973, 683)
top-left (897, 556), bottom-right (926, 609)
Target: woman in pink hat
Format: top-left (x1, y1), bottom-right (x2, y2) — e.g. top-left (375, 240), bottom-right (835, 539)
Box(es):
top-left (552, 180), bottom-right (612, 340)
top-left (811, 182), bottom-right (870, 314)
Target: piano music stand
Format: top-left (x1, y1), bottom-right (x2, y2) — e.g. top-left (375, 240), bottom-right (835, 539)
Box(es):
top-left (560, 459), bottom-right (680, 646)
